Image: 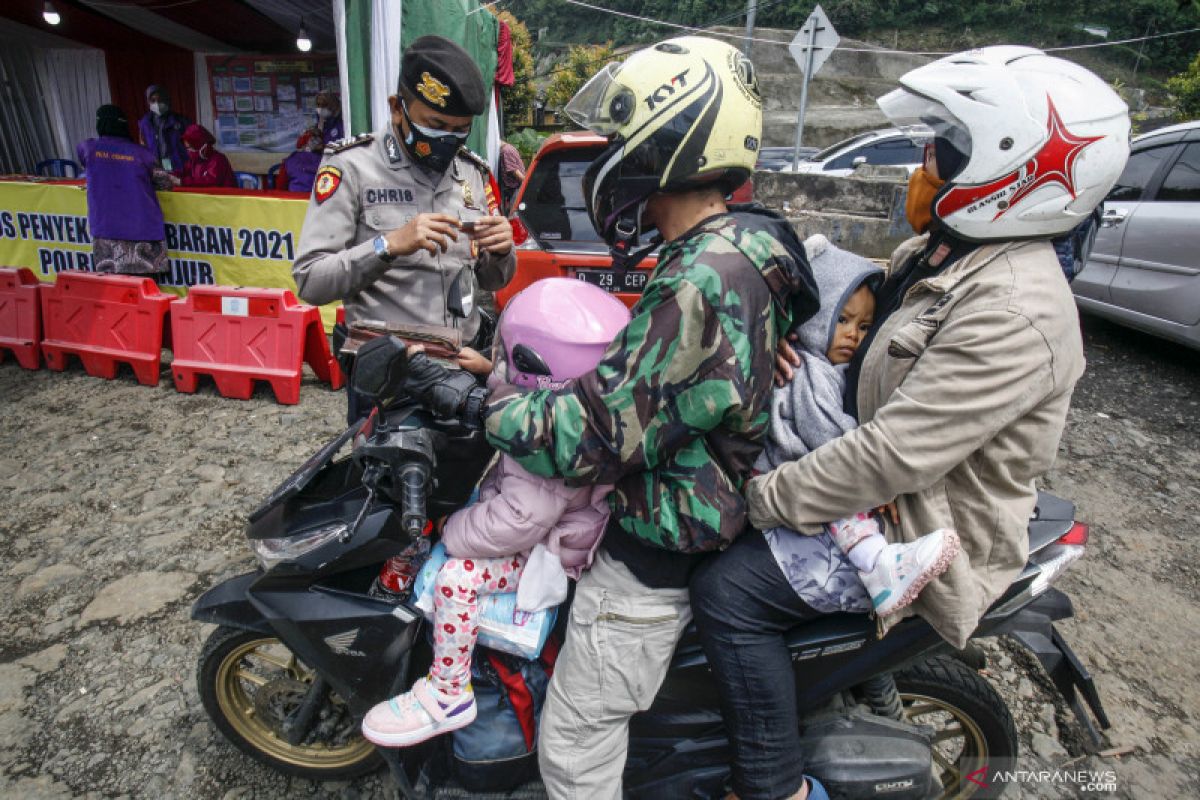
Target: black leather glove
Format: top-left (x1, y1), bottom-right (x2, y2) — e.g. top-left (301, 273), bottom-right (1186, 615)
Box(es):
top-left (404, 353), bottom-right (484, 423)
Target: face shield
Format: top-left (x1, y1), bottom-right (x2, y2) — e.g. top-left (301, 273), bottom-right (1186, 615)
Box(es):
top-left (877, 88), bottom-right (973, 166)
top-left (564, 62), bottom-right (634, 136)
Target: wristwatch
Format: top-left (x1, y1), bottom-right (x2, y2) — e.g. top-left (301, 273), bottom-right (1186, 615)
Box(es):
top-left (373, 234), bottom-right (395, 262)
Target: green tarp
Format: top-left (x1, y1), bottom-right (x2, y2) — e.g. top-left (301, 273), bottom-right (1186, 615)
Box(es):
top-left (401, 1), bottom-right (498, 158)
top-left (343, 0), bottom-right (498, 158)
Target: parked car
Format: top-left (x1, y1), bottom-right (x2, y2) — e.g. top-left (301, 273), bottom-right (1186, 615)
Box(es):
top-left (1073, 120), bottom-right (1200, 350)
top-left (784, 127), bottom-right (933, 177)
top-left (756, 145), bottom-right (817, 171)
top-left (498, 132), bottom-right (753, 310)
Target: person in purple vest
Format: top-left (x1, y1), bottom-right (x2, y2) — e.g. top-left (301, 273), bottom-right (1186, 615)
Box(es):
top-left (275, 127), bottom-right (324, 193)
top-left (76, 105), bottom-right (174, 275)
top-left (314, 90), bottom-right (345, 144)
top-left (138, 84), bottom-right (190, 172)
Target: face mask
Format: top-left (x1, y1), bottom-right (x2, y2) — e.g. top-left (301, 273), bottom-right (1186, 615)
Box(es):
top-left (401, 101), bottom-right (468, 175)
top-left (150, 102), bottom-right (167, 116)
top-left (905, 167), bottom-right (945, 235)
top-left (317, 107), bottom-right (333, 120)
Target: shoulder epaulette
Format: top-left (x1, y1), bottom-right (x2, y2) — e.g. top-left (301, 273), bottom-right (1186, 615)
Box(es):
top-left (457, 146), bottom-right (491, 176)
top-left (325, 133), bottom-right (374, 154)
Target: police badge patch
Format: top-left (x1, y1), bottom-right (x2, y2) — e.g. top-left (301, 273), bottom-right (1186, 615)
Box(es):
top-left (314, 166), bottom-right (342, 204)
top-left (385, 134), bottom-right (402, 164)
top-left (416, 71), bottom-right (451, 108)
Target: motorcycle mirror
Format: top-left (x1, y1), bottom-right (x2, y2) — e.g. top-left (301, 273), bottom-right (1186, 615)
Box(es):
top-left (351, 336), bottom-right (409, 406)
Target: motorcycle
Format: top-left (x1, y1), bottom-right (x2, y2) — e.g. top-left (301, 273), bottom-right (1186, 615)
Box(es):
top-left (192, 336), bottom-right (1110, 799)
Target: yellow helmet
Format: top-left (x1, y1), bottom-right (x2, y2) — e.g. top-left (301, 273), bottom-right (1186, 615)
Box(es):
top-left (565, 36), bottom-right (763, 258)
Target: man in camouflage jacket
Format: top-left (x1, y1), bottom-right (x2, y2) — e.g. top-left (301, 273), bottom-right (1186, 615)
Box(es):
top-left (484, 203), bottom-right (817, 796)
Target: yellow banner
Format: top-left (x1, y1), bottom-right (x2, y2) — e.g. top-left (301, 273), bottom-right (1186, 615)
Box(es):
top-left (0, 180), bottom-right (338, 330)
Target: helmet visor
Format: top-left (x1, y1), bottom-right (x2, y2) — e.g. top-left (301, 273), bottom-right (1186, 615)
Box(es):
top-left (877, 88), bottom-right (973, 162)
top-left (564, 62), bottom-right (635, 136)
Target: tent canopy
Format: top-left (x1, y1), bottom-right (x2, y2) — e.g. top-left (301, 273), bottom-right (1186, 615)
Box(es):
top-left (0, 0), bottom-right (502, 172)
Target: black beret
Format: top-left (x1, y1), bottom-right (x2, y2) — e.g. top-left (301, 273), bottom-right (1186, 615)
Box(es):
top-left (400, 35), bottom-right (486, 117)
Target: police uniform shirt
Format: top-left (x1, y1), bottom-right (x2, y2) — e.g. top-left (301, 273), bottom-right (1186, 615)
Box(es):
top-left (292, 128), bottom-right (515, 340)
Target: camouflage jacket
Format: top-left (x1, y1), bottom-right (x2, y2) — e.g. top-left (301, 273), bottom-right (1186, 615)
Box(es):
top-left (484, 208), bottom-right (818, 554)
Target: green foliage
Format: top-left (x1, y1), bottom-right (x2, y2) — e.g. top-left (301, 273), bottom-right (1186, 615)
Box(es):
top-left (516, 0), bottom-right (1200, 74)
top-left (508, 127), bottom-right (548, 162)
top-left (1166, 51), bottom-right (1200, 118)
top-left (546, 43), bottom-right (618, 112)
top-left (497, 11), bottom-right (537, 131)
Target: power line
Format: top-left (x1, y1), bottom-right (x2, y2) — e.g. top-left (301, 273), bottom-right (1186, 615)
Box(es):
top-left (556, 0), bottom-right (1200, 56)
top-left (1045, 26), bottom-right (1200, 51)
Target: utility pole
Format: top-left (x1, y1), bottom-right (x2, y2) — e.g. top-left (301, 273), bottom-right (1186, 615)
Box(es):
top-left (743, 0), bottom-right (757, 58)
top-left (1132, 20), bottom-right (1153, 78)
top-left (792, 20), bottom-right (817, 171)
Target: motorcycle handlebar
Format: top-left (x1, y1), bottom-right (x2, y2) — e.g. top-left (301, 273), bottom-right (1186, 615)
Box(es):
top-left (397, 462), bottom-right (429, 538)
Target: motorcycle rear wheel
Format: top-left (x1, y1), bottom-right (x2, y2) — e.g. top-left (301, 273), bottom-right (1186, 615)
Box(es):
top-left (894, 656), bottom-right (1018, 800)
top-left (197, 626), bottom-right (382, 780)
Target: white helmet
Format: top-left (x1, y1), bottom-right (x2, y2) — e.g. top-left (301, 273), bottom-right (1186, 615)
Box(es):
top-left (878, 46), bottom-right (1130, 241)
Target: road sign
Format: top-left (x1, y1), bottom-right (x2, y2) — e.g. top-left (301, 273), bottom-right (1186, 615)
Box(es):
top-left (788, 4), bottom-right (839, 78)
top-left (788, 5), bottom-right (840, 170)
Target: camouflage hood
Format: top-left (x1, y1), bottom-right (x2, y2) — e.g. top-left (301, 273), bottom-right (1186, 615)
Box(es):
top-left (717, 205), bottom-right (820, 333)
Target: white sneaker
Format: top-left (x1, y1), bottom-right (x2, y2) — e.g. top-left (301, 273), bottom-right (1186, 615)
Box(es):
top-left (859, 529), bottom-right (961, 616)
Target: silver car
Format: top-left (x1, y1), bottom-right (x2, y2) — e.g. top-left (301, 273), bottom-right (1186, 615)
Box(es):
top-left (1073, 120), bottom-right (1200, 349)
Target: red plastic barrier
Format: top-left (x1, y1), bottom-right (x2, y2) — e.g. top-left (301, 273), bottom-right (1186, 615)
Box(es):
top-left (40, 272), bottom-right (172, 385)
top-left (169, 286), bottom-right (343, 405)
top-left (0, 267), bottom-right (42, 369)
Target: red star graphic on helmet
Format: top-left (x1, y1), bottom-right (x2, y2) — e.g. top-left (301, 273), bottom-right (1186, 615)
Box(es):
top-left (935, 95), bottom-right (1104, 221)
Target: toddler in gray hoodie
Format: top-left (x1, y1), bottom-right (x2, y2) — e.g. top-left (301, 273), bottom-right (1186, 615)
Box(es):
top-left (757, 235), bottom-right (960, 616)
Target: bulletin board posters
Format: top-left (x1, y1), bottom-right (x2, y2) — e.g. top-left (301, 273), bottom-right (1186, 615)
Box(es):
top-left (207, 55), bottom-right (338, 152)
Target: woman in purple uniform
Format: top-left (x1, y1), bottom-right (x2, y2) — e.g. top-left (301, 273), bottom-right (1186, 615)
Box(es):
top-left (76, 105), bottom-right (174, 276)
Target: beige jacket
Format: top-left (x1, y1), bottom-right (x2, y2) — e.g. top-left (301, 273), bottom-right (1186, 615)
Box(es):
top-left (292, 128), bottom-right (515, 340)
top-left (746, 235), bottom-right (1085, 648)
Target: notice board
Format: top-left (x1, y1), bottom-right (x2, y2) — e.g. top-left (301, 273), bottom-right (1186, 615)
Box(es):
top-left (207, 55), bottom-right (339, 152)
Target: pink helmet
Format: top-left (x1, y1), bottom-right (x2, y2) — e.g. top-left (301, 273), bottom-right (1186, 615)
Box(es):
top-left (498, 278), bottom-right (631, 390)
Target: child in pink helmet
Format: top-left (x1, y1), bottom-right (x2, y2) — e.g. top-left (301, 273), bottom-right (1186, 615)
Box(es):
top-left (362, 278), bottom-right (631, 748)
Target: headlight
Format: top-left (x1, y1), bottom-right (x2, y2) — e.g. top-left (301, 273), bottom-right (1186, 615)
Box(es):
top-left (252, 523), bottom-right (347, 570)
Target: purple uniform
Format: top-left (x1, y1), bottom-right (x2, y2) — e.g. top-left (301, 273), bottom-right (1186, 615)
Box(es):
top-left (318, 114), bottom-right (345, 145)
top-left (76, 137), bottom-right (166, 242)
top-left (138, 112), bottom-right (189, 172)
top-left (283, 150), bottom-right (322, 194)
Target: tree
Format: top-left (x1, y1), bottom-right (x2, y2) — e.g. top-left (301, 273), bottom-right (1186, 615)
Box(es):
top-left (546, 43), bottom-right (618, 115)
top-left (496, 11), bottom-right (537, 131)
top-left (1166, 50), bottom-right (1200, 118)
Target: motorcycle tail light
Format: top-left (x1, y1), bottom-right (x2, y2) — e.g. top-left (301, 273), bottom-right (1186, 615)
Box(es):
top-left (1058, 521), bottom-right (1089, 546)
top-left (253, 523), bottom-right (348, 570)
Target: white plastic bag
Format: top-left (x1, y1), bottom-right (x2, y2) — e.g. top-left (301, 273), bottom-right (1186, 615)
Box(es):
top-left (516, 543), bottom-right (569, 613)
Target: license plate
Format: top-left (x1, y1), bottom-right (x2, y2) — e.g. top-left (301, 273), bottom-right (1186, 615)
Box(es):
top-left (574, 268), bottom-right (649, 294)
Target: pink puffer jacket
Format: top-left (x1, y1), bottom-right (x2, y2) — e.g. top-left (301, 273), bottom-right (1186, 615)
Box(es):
top-left (441, 454), bottom-right (611, 578)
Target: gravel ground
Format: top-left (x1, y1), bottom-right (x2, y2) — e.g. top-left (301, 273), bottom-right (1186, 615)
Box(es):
top-left (0, 311), bottom-right (1196, 799)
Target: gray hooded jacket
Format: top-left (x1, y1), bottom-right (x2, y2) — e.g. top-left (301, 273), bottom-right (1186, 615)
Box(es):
top-left (757, 235), bottom-right (883, 472)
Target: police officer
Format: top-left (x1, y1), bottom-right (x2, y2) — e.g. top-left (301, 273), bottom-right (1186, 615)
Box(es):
top-left (293, 35), bottom-right (515, 417)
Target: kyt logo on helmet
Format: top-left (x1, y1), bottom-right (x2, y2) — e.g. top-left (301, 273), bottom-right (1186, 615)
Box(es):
top-left (643, 69), bottom-right (691, 111)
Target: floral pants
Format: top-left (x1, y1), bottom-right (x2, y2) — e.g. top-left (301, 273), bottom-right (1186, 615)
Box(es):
top-left (428, 554), bottom-right (525, 699)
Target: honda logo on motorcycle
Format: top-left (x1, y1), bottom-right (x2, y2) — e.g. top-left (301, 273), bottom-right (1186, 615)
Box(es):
top-left (325, 629), bottom-right (366, 657)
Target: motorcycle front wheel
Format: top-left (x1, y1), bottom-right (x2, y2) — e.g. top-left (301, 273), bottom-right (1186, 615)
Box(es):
top-left (894, 656), bottom-right (1018, 800)
top-left (197, 626), bottom-right (382, 780)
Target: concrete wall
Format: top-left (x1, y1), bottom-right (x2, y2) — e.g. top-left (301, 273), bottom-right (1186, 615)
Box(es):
top-left (705, 27), bottom-right (934, 148)
top-left (752, 165), bottom-right (915, 260)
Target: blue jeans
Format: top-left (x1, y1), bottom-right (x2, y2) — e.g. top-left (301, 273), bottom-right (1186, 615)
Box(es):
top-left (690, 530), bottom-right (822, 800)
